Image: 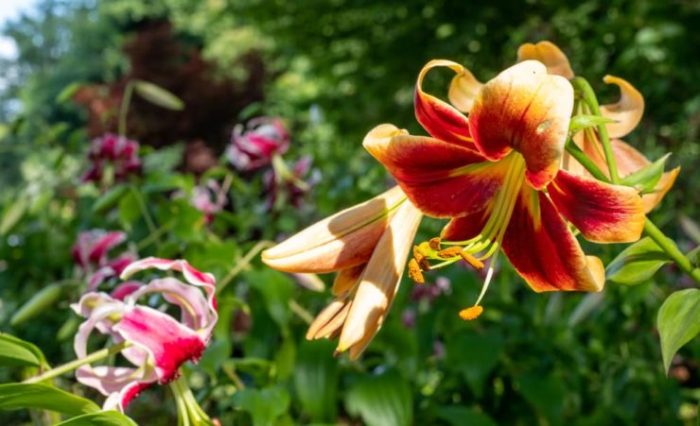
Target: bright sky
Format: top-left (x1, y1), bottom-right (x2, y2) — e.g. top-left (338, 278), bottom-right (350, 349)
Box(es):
top-left (0, 0), bottom-right (38, 59)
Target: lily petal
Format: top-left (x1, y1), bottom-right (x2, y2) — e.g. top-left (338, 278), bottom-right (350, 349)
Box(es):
top-left (114, 306), bottom-right (207, 383)
top-left (336, 202), bottom-right (422, 359)
top-left (332, 264), bottom-right (365, 296)
top-left (502, 188), bottom-right (605, 292)
top-left (600, 75), bottom-right (644, 139)
top-left (76, 366), bottom-right (154, 412)
top-left (548, 169), bottom-right (645, 243)
top-left (516, 41), bottom-right (574, 79)
top-left (414, 60), bottom-right (472, 145)
top-left (363, 124), bottom-right (506, 218)
top-left (447, 65), bottom-right (483, 113)
top-left (261, 185), bottom-right (406, 273)
top-left (470, 60), bottom-right (574, 189)
top-left (440, 208), bottom-right (490, 242)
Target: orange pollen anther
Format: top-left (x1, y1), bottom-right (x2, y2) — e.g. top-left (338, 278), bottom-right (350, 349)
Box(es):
top-left (407, 258), bottom-right (425, 284)
top-left (459, 305), bottom-right (484, 321)
top-left (429, 237), bottom-right (442, 250)
top-left (438, 247), bottom-right (463, 258)
top-left (412, 245), bottom-right (425, 263)
top-left (460, 252), bottom-right (485, 270)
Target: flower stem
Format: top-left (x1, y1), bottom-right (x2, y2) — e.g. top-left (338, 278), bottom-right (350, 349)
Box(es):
top-left (118, 81), bottom-right (135, 137)
top-left (129, 185), bottom-right (158, 235)
top-left (571, 77), bottom-right (620, 183)
top-left (644, 219), bottom-right (700, 283)
top-left (216, 240), bottom-right (275, 294)
top-left (565, 124), bottom-right (700, 285)
top-left (23, 342), bottom-right (129, 384)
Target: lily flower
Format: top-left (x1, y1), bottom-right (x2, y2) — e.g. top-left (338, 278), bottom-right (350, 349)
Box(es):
top-left (447, 40), bottom-right (679, 212)
top-left (263, 155), bottom-right (319, 210)
top-left (82, 133), bottom-right (142, 183)
top-left (72, 230), bottom-right (137, 292)
top-left (262, 186), bottom-right (422, 358)
top-left (72, 257), bottom-right (217, 412)
top-left (190, 179), bottom-right (228, 223)
top-left (366, 60), bottom-right (646, 316)
top-left (227, 117), bottom-right (290, 172)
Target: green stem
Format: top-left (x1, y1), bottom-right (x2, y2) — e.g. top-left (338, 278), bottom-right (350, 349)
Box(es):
top-left (118, 82), bottom-right (135, 137)
top-left (565, 139), bottom-right (608, 181)
top-left (216, 240), bottom-right (275, 294)
top-left (571, 77), bottom-right (620, 183)
top-left (130, 185), bottom-right (157, 235)
top-left (644, 220), bottom-right (700, 283)
top-left (289, 299), bottom-right (314, 324)
top-left (23, 342), bottom-right (129, 384)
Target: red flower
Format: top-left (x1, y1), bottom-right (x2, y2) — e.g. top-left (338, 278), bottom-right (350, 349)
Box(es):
top-left (227, 117), bottom-right (290, 171)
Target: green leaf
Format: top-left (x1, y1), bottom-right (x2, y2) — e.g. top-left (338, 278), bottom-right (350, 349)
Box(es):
top-left (0, 334), bottom-right (47, 368)
top-left (246, 269), bottom-right (294, 330)
top-left (232, 386), bottom-right (290, 426)
top-left (55, 82), bottom-right (84, 104)
top-left (294, 340), bottom-right (338, 422)
top-left (142, 144), bottom-right (184, 174)
top-left (445, 331), bottom-right (502, 397)
top-left (92, 184), bottom-right (128, 214)
top-left (657, 289), bottom-right (700, 372)
top-left (10, 284), bottom-right (64, 326)
top-left (0, 383), bottom-right (100, 415)
top-left (134, 80), bottom-right (184, 110)
top-left (620, 154), bottom-right (669, 193)
top-left (118, 189), bottom-right (141, 229)
top-left (569, 114), bottom-right (616, 133)
top-left (606, 237), bottom-right (671, 285)
top-left (0, 197), bottom-right (28, 235)
top-left (437, 406), bottom-right (498, 426)
top-left (345, 369), bottom-right (412, 426)
top-left (515, 374), bottom-right (566, 422)
top-left (56, 410), bottom-right (138, 426)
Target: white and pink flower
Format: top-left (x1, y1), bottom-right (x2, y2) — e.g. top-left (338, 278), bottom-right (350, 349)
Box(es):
top-left (72, 257), bottom-right (218, 412)
top-left (227, 117), bottom-right (290, 172)
top-left (72, 230), bottom-right (137, 292)
top-left (82, 133), bottom-right (142, 183)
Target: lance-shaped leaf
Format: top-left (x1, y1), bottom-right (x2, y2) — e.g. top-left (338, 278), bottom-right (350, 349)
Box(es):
top-left (658, 289), bottom-right (700, 373)
top-left (620, 154), bottom-right (669, 194)
top-left (133, 80), bottom-right (184, 111)
top-left (262, 186), bottom-right (407, 273)
top-left (606, 237), bottom-right (671, 285)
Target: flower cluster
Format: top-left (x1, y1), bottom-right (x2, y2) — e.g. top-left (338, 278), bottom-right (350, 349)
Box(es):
top-left (72, 230), bottom-right (137, 292)
top-left (189, 179), bottom-right (228, 223)
top-left (82, 133), bottom-right (142, 184)
top-left (72, 257), bottom-right (218, 412)
top-left (227, 117), bottom-right (290, 172)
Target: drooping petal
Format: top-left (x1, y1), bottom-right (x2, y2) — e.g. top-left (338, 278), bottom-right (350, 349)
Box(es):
top-left (469, 60), bottom-right (574, 189)
top-left (76, 366), bottom-right (155, 412)
top-left (414, 60), bottom-right (472, 145)
top-left (110, 281), bottom-right (142, 301)
top-left (363, 124), bottom-right (507, 218)
top-left (89, 232), bottom-right (127, 265)
top-left (114, 306), bottom-right (207, 383)
top-left (332, 264), bottom-right (365, 296)
top-left (261, 185), bottom-right (406, 273)
top-left (501, 188), bottom-right (605, 292)
top-left (447, 66), bottom-right (483, 113)
top-left (306, 299), bottom-right (352, 340)
top-left (600, 75), bottom-right (644, 139)
top-left (336, 202), bottom-right (422, 359)
top-left (516, 41), bottom-right (574, 79)
top-left (126, 278), bottom-right (217, 339)
top-left (548, 169), bottom-right (644, 243)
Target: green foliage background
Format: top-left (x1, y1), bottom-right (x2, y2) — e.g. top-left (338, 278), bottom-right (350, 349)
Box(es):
top-left (0, 0), bottom-right (699, 424)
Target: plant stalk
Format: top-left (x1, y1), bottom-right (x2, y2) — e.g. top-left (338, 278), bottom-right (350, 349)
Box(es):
top-left (23, 342), bottom-right (129, 384)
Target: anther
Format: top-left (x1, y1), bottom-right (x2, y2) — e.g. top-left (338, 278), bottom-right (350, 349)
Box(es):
top-left (407, 258), bottom-right (425, 284)
top-left (429, 237), bottom-right (441, 250)
top-left (459, 252), bottom-right (485, 270)
top-left (459, 305), bottom-right (483, 321)
top-left (437, 246), bottom-right (463, 258)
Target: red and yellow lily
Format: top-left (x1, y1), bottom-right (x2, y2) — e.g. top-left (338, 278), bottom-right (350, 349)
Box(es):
top-left (365, 58), bottom-right (647, 314)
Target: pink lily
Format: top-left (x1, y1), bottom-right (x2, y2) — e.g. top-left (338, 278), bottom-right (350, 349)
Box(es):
top-left (72, 257), bottom-right (217, 412)
top-left (227, 117), bottom-right (290, 172)
top-left (72, 230), bottom-right (137, 292)
top-left (82, 133), bottom-right (142, 183)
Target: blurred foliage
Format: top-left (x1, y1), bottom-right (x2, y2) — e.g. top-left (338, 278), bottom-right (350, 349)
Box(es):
top-left (0, 0), bottom-right (699, 424)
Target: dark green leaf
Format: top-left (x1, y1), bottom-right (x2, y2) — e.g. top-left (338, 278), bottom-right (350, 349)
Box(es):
top-left (515, 374), bottom-right (566, 422)
top-left (345, 369), bottom-right (412, 426)
top-left (620, 154), bottom-right (669, 193)
top-left (437, 406), bottom-right (498, 426)
top-left (294, 340), bottom-right (338, 422)
top-left (606, 237), bottom-right (671, 285)
top-left (657, 289), bottom-right (700, 372)
top-left (134, 80), bottom-right (184, 110)
top-left (232, 386), bottom-right (290, 426)
top-left (246, 269), bottom-right (294, 330)
top-left (57, 410), bottom-right (138, 426)
top-left (0, 334), bottom-right (47, 368)
top-left (446, 331), bottom-right (502, 397)
top-left (0, 383), bottom-right (100, 415)
top-left (55, 82), bottom-right (84, 104)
